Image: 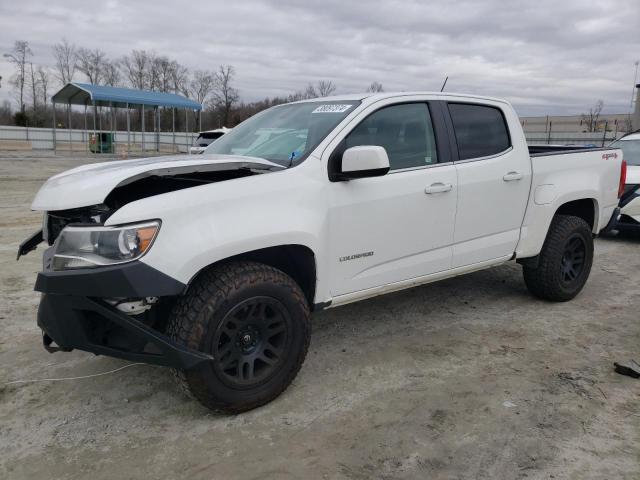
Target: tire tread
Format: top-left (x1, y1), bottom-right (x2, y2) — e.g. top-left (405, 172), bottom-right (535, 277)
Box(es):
top-left (523, 214), bottom-right (593, 302)
top-left (166, 261), bottom-right (310, 413)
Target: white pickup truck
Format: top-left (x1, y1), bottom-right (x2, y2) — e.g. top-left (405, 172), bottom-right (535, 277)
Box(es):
top-left (21, 92), bottom-right (626, 412)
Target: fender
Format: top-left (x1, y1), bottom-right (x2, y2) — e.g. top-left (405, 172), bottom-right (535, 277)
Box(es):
top-left (106, 159), bottom-right (329, 298)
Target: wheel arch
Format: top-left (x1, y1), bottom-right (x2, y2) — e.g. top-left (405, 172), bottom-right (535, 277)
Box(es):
top-left (554, 197), bottom-right (599, 232)
top-left (186, 244), bottom-right (318, 308)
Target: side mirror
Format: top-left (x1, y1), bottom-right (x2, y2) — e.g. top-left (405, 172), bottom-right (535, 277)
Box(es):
top-left (338, 145), bottom-right (390, 180)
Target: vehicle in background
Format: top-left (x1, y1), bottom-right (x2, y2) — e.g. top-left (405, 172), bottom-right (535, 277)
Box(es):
top-left (189, 128), bottom-right (230, 154)
top-left (22, 92), bottom-right (625, 413)
top-left (610, 131), bottom-right (640, 229)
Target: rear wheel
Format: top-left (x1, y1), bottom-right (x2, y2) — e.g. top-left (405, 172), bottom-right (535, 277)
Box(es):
top-left (167, 261), bottom-right (311, 413)
top-left (523, 215), bottom-right (594, 302)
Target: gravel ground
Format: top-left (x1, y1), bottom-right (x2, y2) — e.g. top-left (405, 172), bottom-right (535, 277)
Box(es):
top-left (0, 154), bottom-right (639, 480)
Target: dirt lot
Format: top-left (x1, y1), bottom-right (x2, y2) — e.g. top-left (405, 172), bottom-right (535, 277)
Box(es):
top-left (0, 153), bottom-right (639, 480)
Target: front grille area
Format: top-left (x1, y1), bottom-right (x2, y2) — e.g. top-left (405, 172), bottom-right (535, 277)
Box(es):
top-left (45, 205), bottom-right (112, 245)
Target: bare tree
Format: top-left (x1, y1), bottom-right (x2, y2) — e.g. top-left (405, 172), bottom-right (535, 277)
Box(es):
top-left (316, 80), bottom-right (336, 97)
top-left (28, 62), bottom-right (38, 111)
top-left (170, 61), bottom-right (189, 96)
top-left (303, 83), bottom-right (317, 99)
top-left (189, 70), bottom-right (215, 104)
top-left (211, 65), bottom-right (239, 126)
top-left (366, 81), bottom-right (384, 93)
top-left (52, 38), bottom-right (76, 85)
top-left (581, 99), bottom-right (604, 132)
top-left (75, 48), bottom-right (106, 84)
top-left (152, 55), bottom-right (175, 92)
top-left (102, 60), bottom-right (121, 86)
top-left (3, 40), bottom-right (32, 112)
top-left (36, 66), bottom-right (50, 109)
top-left (121, 49), bottom-right (153, 89)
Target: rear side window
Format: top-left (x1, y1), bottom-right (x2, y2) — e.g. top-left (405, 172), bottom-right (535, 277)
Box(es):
top-left (448, 103), bottom-right (510, 160)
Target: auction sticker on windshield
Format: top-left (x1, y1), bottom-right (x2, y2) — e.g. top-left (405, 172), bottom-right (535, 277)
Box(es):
top-left (312, 104), bottom-right (353, 113)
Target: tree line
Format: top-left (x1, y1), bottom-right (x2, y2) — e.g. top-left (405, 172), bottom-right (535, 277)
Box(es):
top-left (0, 39), bottom-right (385, 131)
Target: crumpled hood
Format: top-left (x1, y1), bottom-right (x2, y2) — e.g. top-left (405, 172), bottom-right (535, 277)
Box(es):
top-left (31, 154), bottom-right (283, 211)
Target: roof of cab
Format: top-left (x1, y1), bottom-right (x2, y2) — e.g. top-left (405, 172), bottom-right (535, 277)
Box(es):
top-left (290, 91), bottom-right (510, 106)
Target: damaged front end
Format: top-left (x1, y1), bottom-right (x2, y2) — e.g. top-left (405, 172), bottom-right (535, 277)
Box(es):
top-left (20, 155), bottom-right (279, 368)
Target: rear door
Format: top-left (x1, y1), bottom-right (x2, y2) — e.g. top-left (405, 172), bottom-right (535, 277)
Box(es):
top-left (446, 102), bottom-right (532, 267)
top-left (326, 101), bottom-right (458, 296)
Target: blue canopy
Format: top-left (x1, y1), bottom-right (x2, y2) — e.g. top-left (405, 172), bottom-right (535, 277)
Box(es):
top-left (52, 82), bottom-right (202, 110)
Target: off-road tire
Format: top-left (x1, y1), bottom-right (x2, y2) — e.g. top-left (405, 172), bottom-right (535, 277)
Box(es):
top-left (167, 261), bottom-right (311, 413)
top-left (523, 214), bottom-right (594, 302)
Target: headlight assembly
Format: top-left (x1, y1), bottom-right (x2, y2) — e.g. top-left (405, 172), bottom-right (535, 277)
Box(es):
top-left (52, 221), bottom-right (160, 270)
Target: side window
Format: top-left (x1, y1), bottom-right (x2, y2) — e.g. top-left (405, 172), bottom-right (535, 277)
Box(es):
top-left (345, 103), bottom-right (438, 170)
top-left (448, 103), bottom-right (511, 160)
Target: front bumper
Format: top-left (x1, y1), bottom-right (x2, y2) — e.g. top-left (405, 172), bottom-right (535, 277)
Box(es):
top-left (35, 258), bottom-right (212, 369)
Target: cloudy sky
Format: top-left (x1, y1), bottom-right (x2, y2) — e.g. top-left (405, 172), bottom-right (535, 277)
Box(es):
top-left (0, 0), bottom-right (638, 116)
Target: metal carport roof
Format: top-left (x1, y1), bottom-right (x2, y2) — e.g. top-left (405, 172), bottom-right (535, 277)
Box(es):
top-left (52, 82), bottom-right (202, 110)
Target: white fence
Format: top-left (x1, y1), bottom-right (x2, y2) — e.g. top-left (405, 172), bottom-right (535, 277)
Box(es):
top-left (0, 125), bottom-right (625, 154)
top-left (525, 131), bottom-right (623, 147)
top-left (0, 125), bottom-right (199, 154)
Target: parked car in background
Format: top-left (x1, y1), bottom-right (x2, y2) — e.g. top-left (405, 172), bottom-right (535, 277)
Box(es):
top-left (609, 131), bottom-right (640, 229)
top-left (21, 92), bottom-right (625, 413)
top-left (189, 128), bottom-right (230, 154)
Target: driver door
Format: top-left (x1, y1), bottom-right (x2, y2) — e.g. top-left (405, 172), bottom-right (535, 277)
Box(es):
top-left (326, 102), bottom-right (458, 297)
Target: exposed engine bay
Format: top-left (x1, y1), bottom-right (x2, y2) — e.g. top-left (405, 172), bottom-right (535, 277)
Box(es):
top-left (20, 165), bottom-right (268, 255)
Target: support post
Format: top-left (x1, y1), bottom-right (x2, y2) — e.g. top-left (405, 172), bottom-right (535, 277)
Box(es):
top-left (92, 100), bottom-right (97, 154)
top-left (546, 121), bottom-right (552, 144)
top-left (199, 108), bottom-right (202, 132)
top-left (141, 105), bottom-right (145, 153)
top-left (172, 108), bottom-right (176, 153)
top-left (110, 101), bottom-right (115, 154)
top-left (84, 104), bottom-right (88, 154)
top-left (126, 103), bottom-right (130, 155)
top-left (52, 102), bottom-right (57, 153)
top-left (185, 109), bottom-right (189, 152)
top-left (68, 102), bottom-right (72, 153)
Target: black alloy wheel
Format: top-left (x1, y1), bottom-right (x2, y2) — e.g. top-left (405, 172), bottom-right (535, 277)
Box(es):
top-left (560, 234), bottom-right (586, 284)
top-left (212, 296), bottom-right (291, 388)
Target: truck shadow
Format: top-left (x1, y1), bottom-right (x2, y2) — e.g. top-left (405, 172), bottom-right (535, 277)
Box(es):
top-left (312, 262), bottom-right (529, 338)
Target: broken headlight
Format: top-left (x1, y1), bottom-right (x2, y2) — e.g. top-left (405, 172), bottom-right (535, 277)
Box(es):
top-left (52, 221), bottom-right (160, 270)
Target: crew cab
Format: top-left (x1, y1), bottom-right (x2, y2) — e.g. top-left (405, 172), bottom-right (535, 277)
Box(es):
top-left (20, 92), bottom-right (625, 413)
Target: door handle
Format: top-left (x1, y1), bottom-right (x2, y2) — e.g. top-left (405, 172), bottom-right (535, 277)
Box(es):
top-left (425, 182), bottom-right (453, 194)
top-left (503, 171), bottom-right (523, 182)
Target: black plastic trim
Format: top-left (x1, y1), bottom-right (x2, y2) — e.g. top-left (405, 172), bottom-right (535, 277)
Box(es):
top-left (37, 294), bottom-right (211, 369)
top-left (529, 147), bottom-right (614, 158)
top-left (431, 101), bottom-right (458, 163)
top-left (312, 300), bottom-right (332, 311)
top-left (35, 260), bottom-right (186, 297)
top-left (516, 255), bottom-right (539, 269)
top-left (17, 229), bottom-right (43, 260)
top-left (601, 207), bottom-right (621, 234)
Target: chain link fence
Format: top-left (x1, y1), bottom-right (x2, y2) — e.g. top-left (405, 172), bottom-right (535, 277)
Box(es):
top-left (0, 125), bottom-right (199, 155)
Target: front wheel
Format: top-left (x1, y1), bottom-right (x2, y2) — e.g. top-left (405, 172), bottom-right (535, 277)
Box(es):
top-left (523, 215), bottom-right (594, 302)
top-left (167, 261), bottom-right (311, 413)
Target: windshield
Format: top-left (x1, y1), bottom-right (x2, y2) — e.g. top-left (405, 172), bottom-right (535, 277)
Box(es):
top-left (610, 138), bottom-right (640, 166)
top-left (204, 101), bottom-right (360, 166)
